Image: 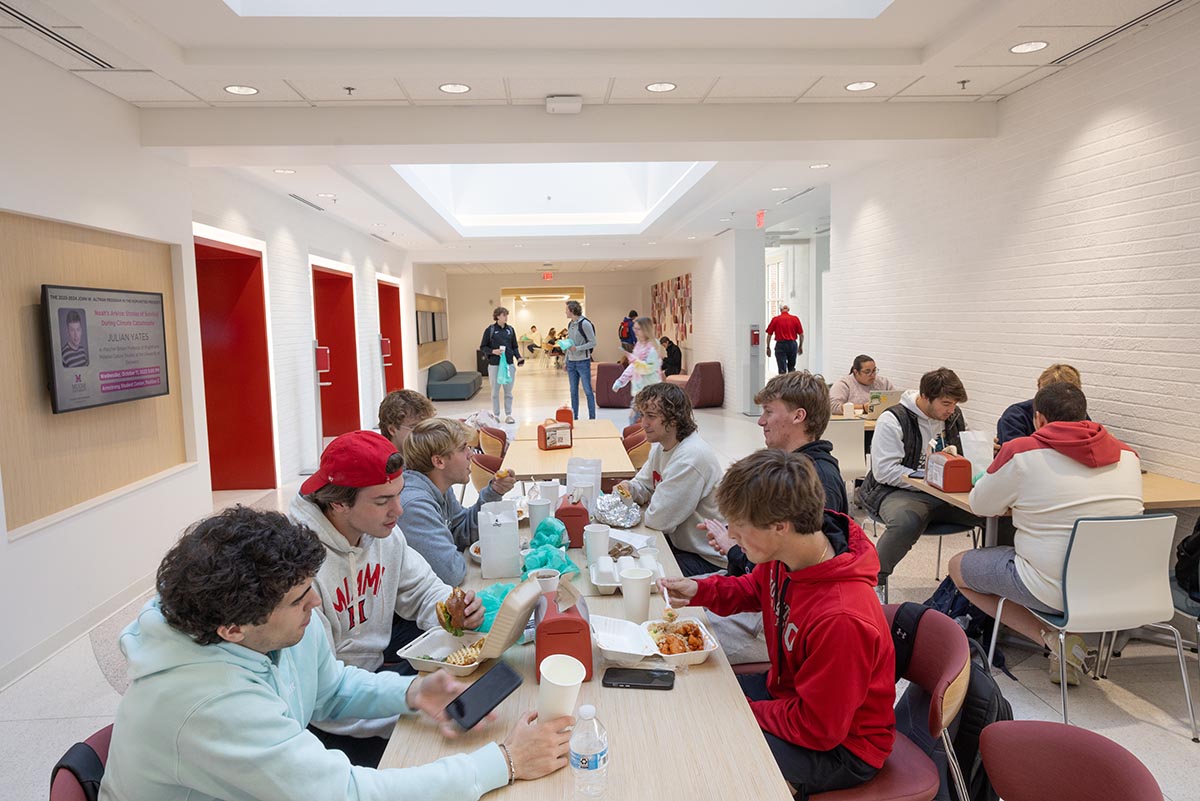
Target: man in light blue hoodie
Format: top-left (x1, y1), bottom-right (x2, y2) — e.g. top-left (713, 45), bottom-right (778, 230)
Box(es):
top-left (100, 506), bottom-right (571, 801)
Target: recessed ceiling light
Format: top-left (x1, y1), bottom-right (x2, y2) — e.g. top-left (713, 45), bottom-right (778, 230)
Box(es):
top-left (372, 223), bottom-right (385, 227)
top-left (223, 84), bottom-right (259, 96)
top-left (514, 244), bottom-right (523, 248)
top-left (648, 241), bottom-right (657, 245)
top-left (1010, 41), bottom-right (1049, 54)
top-left (719, 217), bottom-right (731, 222)
top-left (687, 236), bottom-right (696, 240)
top-left (273, 168), bottom-right (296, 174)
top-left (844, 81), bottom-right (877, 92)
top-left (439, 83), bottom-right (471, 94)
top-left (581, 242), bottom-right (590, 246)
top-left (317, 193), bottom-right (336, 198)
top-left (809, 163), bottom-right (831, 170)
top-left (646, 82), bottom-right (677, 93)
top-left (771, 186), bottom-right (789, 192)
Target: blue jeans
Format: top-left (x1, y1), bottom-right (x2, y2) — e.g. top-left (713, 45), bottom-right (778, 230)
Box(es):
top-left (566, 358), bottom-right (596, 419)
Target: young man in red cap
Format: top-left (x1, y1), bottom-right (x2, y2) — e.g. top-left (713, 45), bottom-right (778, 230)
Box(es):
top-left (290, 430), bottom-right (484, 767)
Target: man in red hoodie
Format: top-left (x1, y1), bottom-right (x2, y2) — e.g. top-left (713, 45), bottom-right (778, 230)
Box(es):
top-left (950, 381), bottom-right (1142, 685)
top-left (662, 450), bottom-right (894, 798)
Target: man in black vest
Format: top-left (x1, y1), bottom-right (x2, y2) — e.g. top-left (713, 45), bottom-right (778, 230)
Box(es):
top-left (855, 368), bottom-right (982, 587)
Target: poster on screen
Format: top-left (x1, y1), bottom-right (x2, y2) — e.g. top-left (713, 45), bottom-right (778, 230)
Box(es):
top-left (41, 284), bottom-right (169, 414)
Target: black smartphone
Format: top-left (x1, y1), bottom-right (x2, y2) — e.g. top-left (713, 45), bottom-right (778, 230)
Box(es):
top-left (909, 469), bottom-right (926, 480)
top-left (444, 662), bottom-right (523, 731)
top-left (601, 667), bottom-right (675, 690)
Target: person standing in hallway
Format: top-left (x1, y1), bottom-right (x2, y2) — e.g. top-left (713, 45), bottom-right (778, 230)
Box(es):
top-left (618, 309), bottom-right (639, 349)
top-left (563, 300), bottom-right (597, 419)
top-left (765, 305), bottom-right (803, 374)
top-left (479, 306), bottom-right (522, 424)
top-left (611, 316), bottom-right (664, 425)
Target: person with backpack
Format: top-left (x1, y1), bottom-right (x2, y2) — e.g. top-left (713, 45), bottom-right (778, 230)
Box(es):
top-left (949, 382), bottom-right (1143, 686)
top-left (618, 309), bottom-right (638, 349)
top-left (478, 306), bottom-right (523, 423)
top-left (563, 300), bottom-right (597, 419)
top-left (662, 450), bottom-right (895, 798)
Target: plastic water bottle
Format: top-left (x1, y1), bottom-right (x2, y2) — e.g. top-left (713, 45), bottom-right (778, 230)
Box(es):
top-left (569, 704), bottom-right (609, 800)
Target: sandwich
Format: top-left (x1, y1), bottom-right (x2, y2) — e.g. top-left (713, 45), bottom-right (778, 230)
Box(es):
top-left (436, 587), bottom-right (469, 636)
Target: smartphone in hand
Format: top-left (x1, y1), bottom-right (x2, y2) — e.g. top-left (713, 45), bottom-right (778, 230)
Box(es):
top-left (444, 662), bottom-right (523, 731)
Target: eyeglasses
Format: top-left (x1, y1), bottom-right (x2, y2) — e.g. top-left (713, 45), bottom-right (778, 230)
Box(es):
top-left (857, 368), bottom-right (878, 375)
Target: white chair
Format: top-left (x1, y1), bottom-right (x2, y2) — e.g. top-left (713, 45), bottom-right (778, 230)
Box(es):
top-left (824, 418), bottom-right (867, 485)
top-left (986, 514), bottom-right (1198, 740)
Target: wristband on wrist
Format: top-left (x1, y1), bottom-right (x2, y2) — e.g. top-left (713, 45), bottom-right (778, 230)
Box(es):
top-left (498, 743), bottom-right (515, 785)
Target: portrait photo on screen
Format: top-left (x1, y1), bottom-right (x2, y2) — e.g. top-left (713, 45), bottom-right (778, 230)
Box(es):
top-left (59, 307), bottom-right (89, 368)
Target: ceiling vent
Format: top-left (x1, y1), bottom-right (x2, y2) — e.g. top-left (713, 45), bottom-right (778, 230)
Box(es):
top-left (288, 194), bottom-right (325, 212)
top-left (713, 227), bottom-right (733, 237)
top-left (776, 187), bottom-right (815, 206)
top-left (0, 1), bottom-right (114, 68)
top-left (1051, 0), bottom-right (1187, 64)
top-left (370, 233), bottom-right (389, 243)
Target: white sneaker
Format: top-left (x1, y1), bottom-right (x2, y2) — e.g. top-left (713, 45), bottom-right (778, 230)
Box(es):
top-left (1042, 631), bottom-right (1089, 685)
top-left (505, 416), bottom-right (516, 424)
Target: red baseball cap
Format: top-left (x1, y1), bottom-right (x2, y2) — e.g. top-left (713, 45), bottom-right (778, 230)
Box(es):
top-left (299, 430), bottom-right (403, 496)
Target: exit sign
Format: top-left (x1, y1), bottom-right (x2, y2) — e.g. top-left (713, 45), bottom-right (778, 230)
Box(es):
top-left (756, 209), bottom-right (766, 229)
top-left (542, 271), bottom-right (554, 280)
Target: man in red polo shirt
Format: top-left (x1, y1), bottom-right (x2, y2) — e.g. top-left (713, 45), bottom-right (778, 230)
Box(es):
top-left (766, 305), bottom-right (803, 375)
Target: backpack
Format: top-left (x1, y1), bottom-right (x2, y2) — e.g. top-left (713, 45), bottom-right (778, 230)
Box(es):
top-left (924, 577), bottom-right (1010, 676)
top-left (618, 317), bottom-right (633, 340)
top-left (1174, 517), bottom-right (1200, 602)
top-left (892, 602), bottom-right (1014, 801)
top-left (51, 741), bottom-right (105, 801)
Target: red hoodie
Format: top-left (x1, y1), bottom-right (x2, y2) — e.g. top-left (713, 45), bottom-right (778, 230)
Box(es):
top-left (691, 513), bottom-right (895, 768)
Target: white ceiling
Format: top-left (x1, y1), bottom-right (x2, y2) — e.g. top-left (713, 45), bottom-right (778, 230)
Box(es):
top-left (2, 0), bottom-right (1194, 260)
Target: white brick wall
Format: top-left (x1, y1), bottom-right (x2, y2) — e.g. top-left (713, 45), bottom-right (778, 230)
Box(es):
top-left (826, 7), bottom-right (1200, 510)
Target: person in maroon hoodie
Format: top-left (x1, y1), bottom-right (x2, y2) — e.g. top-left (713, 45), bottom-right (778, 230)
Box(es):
top-left (662, 449), bottom-right (895, 799)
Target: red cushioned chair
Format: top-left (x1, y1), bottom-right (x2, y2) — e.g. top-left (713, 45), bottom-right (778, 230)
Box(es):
top-left (980, 720), bottom-right (1163, 801)
top-left (595, 362), bottom-right (633, 408)
top-left (813, 605), bottom-right (972, 801)
top-left (50, 724), bottom-right (113, 801)
top-left (665, 361), bottom-right (724, 408)
top-left (470, 452), bottom-right (504, 493)
top-left (621, 423), bottom-right (644, 439)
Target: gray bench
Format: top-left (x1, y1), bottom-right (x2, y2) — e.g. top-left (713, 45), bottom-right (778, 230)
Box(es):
top-left (426, 360), bottom-right (482, 401)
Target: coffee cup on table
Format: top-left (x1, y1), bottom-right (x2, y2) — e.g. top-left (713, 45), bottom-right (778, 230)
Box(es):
top-left (532, 568), bottom-right (561, 594)
top-left (537, 654), bottom-right (586, 722)
top-left (528, 498), bottom-right (553, 531)
top-left (583, 523), bottom-right (610, 566)
top-left (619, 567), bottom-right (653, 623)
top-left (842, 402), bottom-right (855, 418)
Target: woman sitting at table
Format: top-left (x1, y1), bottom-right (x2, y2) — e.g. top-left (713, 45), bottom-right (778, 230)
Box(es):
top-left (828, 354), bottom-right (896, 411)
top-left (663, 449), bottom-right (894, 798)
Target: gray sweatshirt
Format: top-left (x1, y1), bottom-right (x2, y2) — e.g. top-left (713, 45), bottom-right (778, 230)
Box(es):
top-left (626, 432), bottom-right (725, 567)
top-left (290, 493), bottom-right (451, 738)
top-left (564, 316), bottom-right (597, 361)
top-left (397, 469), bottom-right (502, 586)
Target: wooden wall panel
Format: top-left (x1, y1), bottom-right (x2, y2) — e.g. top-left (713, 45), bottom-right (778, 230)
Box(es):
top-left (415, 293), bottom-right (448, 369)
top-left (0, 211), bottom-right (187, 533)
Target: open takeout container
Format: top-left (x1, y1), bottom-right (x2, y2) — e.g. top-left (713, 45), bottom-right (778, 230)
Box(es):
top-left (397, 579), bottom-right (545, 676)
top-left (642, 617), bottom-right (721, 667)
top-left (590, 614), bottom-right (658, 667)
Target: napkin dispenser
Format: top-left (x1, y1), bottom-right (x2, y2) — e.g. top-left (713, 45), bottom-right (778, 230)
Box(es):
top-left (927, 451), bottom-right (973, 493)
top-left (538, 420), bottom-right (573, 451)
top-left (534, 591), bottom-right (593, 682)
top-left (555, 406), bottom-right (575, 426)
top-left (555, 496), bottom-right (589, 548)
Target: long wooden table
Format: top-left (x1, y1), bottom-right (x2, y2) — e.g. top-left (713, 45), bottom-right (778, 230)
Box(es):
top-left (381, 532), bottom-right (792, 800)
top-left (905, 471), bottom-right (1200, 546)
top-left (514, 419), bottom-right (621, 442)
top-left (503, 438), bottom-right (635, 481)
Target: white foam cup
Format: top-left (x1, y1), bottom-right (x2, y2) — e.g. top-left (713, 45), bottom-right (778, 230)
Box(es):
top-left (637, 547), bottom-right (660, 573)
top-left (528, 498), bottom-right (553, 531)
top-left (533, 568), bottom-right (561, 594)
top-left (620, 567), bottom-right (653, 623)
top-left (537, 481), bottom-right (560, 505)
top-left (842, 402), bottom-right (855, 417)
top-left (537, 654), bottom-right (586, 722)
top-left (583, 523), bottom-right (610, 566)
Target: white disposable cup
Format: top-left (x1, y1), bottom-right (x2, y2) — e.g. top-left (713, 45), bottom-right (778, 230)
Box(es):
top-left (616, 555), bottom-right (637, 576)
top-left (637, 547), bottom-right (659, 573)
top-left (842, 402), bottom-right (855, 417)
top-left (533, 568), bottom-right (561, 594)
top-left (596, 556), bottom-right (616, 582)
top-left (537, 481), bottom-right (560, 505)
top-left (537, 654), bottom-right (586, 722)
top-left (620, 567), bottom-right (653, 623)
top-left (528, 499), bottom-right (553, 531)
top-left (570, 480), bottom-right (595, 513)
top-left (583, 523), bottom-right (610, 566)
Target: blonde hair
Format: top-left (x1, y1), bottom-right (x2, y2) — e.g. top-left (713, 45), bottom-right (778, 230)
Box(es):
top-left (715, 449), bottom-right (825, 533)
top-left (402, 417), bottom-right (469, 474)
top-left (635, 316), bottom-right (665, 359)
top-left (378, 390), bottom-right (436, 441)
top-left (1037, 364), bottom-right (1081, 390)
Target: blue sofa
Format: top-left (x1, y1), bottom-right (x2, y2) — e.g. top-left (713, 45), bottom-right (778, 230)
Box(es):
top-left (425, 360), bottom-right (482, 401)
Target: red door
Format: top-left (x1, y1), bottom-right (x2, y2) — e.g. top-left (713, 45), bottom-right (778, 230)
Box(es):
top-left (312, 267), bottom-right (361, 436)
top-left (194, 239), bottom-right (278, 489)
top-left (377, 281), bottom-right (404, 393)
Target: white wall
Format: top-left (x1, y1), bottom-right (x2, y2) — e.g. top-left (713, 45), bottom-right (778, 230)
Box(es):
top-left (0, 40), bottom-right (211, 686)
top-left (826, 9), bottom-right (1200, 495)
top-left (190, 170), bottom-right (410, 474)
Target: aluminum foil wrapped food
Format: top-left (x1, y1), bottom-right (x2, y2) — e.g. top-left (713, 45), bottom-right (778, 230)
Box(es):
top-left (594, 492), bottom-right (642, 528)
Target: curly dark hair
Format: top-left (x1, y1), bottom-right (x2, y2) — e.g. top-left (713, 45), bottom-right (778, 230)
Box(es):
top-left (157, 506), bottom-right (326, 645)
top-left (633, 382), bottom-right (697, 440)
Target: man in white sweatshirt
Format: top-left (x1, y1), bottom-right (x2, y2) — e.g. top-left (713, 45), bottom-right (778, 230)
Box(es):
top-left (950, 382), bottom-right (1142, 685)
top-left (616, 383), bottom-right (724, 576)
top-left (855, 368), bottom-right (983, 586)
top-left (290, 430), bottom-right (485, 766)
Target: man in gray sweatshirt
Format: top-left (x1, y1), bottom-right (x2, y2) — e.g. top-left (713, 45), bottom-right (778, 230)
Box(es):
top-left (563, 300), bottom-right (598, 419)
top-left (398, 418), bottom-right (518, 585)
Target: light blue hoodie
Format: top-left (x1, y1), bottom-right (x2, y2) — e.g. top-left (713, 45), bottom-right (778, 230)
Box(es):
top-left (99, 599), bottom-right (508, 801)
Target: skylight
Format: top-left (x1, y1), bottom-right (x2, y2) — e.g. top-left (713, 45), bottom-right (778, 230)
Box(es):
top-left (392, 162), bottom-right (716, 237)
top-left (223, 1), bottom-right (891, 20)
